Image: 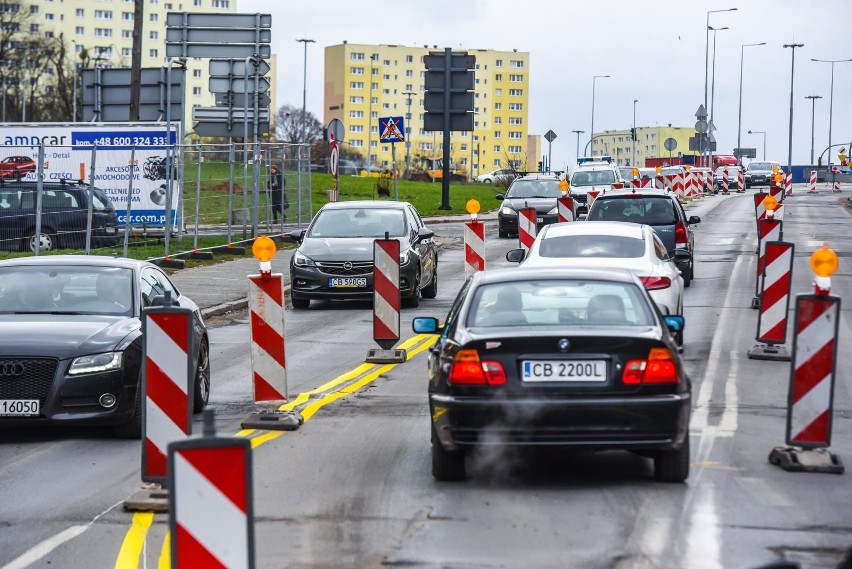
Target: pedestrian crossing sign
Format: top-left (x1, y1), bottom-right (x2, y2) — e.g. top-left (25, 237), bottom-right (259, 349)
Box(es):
top-left (379, 116), bottom-right (405, 143)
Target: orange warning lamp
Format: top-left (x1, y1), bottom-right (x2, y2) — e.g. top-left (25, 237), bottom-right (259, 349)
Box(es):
top-left (811, 244), bottom-right (838, 295)
top-left (772, 165), bottom-right (780, 173)
top-left (763, 195), bottom-right (778, 211)
top-left (559, 179), bottom-right (569, 196)
top-left (774, 172), bottom-right (784, 186)
top-left (466, 198), bottom-right (481, 221)
top-left (252, 235), bottom-right (277, 277)
top-left (655, 166), bottom-right (662, 174)
top-left (631, 167), bottom-right (639, 179)
top-left (685, 165), bottom-right (692, 171)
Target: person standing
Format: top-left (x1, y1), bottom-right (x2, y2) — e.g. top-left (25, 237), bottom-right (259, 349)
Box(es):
top-left (270, 165), bottom-right (288, 224)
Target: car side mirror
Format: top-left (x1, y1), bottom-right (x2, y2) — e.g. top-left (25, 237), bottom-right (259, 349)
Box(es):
top-left (412, 316), bottom-right (440, 334)
top-left (150, 292), bottom-right (179, 307)
top-left (506, 248), bottom-right (526, 263)
top-left (688, 215), bottom-right (701, 225)
top-left (287, 229), bottom-right (306, 243)
top-left (495, 194), bottom-right (504, 200)
top-left (663, 315), bottom-right (684, 333)
top-left (417, 227), bottom-right (434, 241)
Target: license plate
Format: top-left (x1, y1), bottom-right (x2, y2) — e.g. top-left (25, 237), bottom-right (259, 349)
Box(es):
top-left (522, 360), bottom-right (606, 382)
top-left (536, 217), bottom-right (544, 223)
top-left (0, 399), bottom-right (39, 416)
top-left (105, 226), bottom-right (117, 234)
top-left (329, 277), bottom-right (367, 288)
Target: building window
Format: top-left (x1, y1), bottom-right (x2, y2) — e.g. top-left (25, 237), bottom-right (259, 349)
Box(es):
top-left (349, 81), bottom-right (364, 89)
top-left (494, 117), bottom-right (502, 124)
top-left (495, 88), bottom-right (502, 96)
top-left (349, 110), bottom-right (364, 118)
top-left (149, 13), bottom-right (157, 21)
top-left (496, 59), bottom-right (503, 67)
top-left (75, 8), bottom-right (84, 16)
top-left (44, 14), bottom-right (53, 20)
top-left (460, 144), bottom-right (467, 151)
top-left (405, 69), bottom-right (413, 77)
top-left (509, 145), bottom-right (523, 153)
top-left (510, 60), bottom-right (524, 68)
top-left (95, 28), bottom-right (112, 37)
top-left (194, 0), bottom-right (202, 5)
top-left (509, 89), bottom-right (523, 97)
top-left (350, 140), bottom-right (363, 147)
top-left (149, 49), bottom-right (158, 57)
top-left (383, 59), bottom-right (390, 66)
top-left (30, 5), bottom-right (39, 13)
top-left (349, 96), bottom-right (364, 104)
top-left (75, 26), bottom-right (84, 35)
top-left (495, 103), bottom-right (502, 110)
top-left (350, 125), bottom-right (364, 132)
top-left (122, 30), bottom-right (132, 38)
top-left (509, 117), bottom-right (522, 125)
top-left (510, 74), bottom-right (523, 82)
top-left (494, 131), bottom-right (501, 138)
top-left (122, 47), bottom-right (132, 57)
top-left (30, 23), bottom-right (38, 32)
top-left (192, 87), bottom-right (201, 95)
top-left (406, 55), bottom-right (413, 63)
top-left (95, 10), bottom-right (113, 19)
top-left (509, 103), bottom-right (523, 110)
top-left (494, 145), bottom-right (501, 153)
top-left (212, 0), bottom-right (229, 6)
top-left (509, 131), bottom-right (522, 139)
top-left (149, 31), bottom-right (158, 39)
top-left (351, 52), bottom-right (364, 60)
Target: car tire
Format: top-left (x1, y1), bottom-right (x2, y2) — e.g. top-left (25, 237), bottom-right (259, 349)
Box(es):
top-left (113, 382), bottom-right (143, 439)
top-left (498, 229), bottom-right (509, 239)
top-left (422, 263), bottom-right (438, 299)
top-left (483, 179), bottom-right (492, 184)
top-left (432, 441), bottom-right (466, 481)
top-left (654, 435), bottom-right (690, 482)
top-left (193, 338), bottom-right (210, 413)
top-left (26, 230), bottom-right (56, 252)
top-left (403, 269), bottom-right (422, 308)
top-left (683, 271), bottom-right (691, 288)
top-left (292, 296), bottom-right (310, 309)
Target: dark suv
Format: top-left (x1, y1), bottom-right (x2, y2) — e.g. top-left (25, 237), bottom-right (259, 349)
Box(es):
top-left (586, 189), bottom-right (700, 286)
top-left (495, 173), bottom-right (564, 238)
top-left (0, 179), bottom-right (120, 252)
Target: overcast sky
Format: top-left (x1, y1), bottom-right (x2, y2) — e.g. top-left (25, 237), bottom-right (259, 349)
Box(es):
top-left (240, 0), bottom-right (852, 167)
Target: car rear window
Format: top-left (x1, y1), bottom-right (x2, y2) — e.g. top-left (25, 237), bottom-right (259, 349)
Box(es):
top-left (506, 179), bottom-right (563, 198)
top-left (538, 235), bottom-right (645, 258)
top-left (588, 197), bottom-right (677, 226)
top-left (467, 280), bottom-right (655, 328)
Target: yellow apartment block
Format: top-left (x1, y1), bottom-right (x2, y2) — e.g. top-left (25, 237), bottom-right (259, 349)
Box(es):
top-left (591, 126), bottom-right (696, 167)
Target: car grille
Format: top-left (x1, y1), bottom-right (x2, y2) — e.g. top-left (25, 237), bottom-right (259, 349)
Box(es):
top-left (573, 194), bottom-right (588, 204)
top-left (0, 358), bottom-right (58, 406)
top-left (315, 261), bottom-right (374, 276)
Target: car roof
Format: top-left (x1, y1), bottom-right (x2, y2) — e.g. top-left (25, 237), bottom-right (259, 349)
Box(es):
top-left (475, 266), bottom-right (638, 286)
top-left (597, 188), bottom-right (674, 199)
top-left (0, 255), bottom-right (149, 270)
top-left (541, 220), bottom-right (647, 240)
top-left (318, 200), bottom-right (410, 211)
top-left (514, 173), bottom-right (559, 180)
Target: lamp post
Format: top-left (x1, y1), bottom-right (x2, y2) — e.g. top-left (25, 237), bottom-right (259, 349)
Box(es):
top-left (402, 90), bottom-right (415, 179)
top-left (572, 129), bottom-right (585, 162)
top-left (783, 43), bottom-right (804, 180)
top-left (805, 95), bottom-right (822, 165)
top-left (295, 38), bottom-right (315, 143)
top-left (704, 7), bottom-right (737, 167)
top-left (811, 58), bottom-right (852, 164)
top-left (748, 130), bottom-right (767, 160)
top-left (708, 26), bottom-right (729, 171)
top-left (632, 99), bottom-right (638, 167)
top-left (737, 42), bottom-right (765, 164)
top-left (590, 74), bottom-right (609, 156)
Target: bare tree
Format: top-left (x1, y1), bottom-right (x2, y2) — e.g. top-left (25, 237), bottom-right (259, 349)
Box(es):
top-left (274, 104), bottom-right (323, 145)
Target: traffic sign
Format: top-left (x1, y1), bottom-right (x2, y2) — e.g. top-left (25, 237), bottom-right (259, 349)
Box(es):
top-left (664, 138), bottom-right (678, 152)
top-left (209, 59), bottom-right (271, 77)
top-left (166, 43), bottom-right (271, 59)
top-left (327, 119), bottom-right (345, 144)
top-left (734, 147), bottom-right (757, 159)
top-left (194, 121), bottom-right (269, 137)
top-left (695, 120), bottom-right (708, 133)
top-left (192, 106), bottom-right (269, 122)
top-left (166, 27), bottom-right (271, 44)
top-left (166, 12), bottom-right (272, 28)
top-left (209, 76), bottom-right (270, 94)
top-left (544, 129), bottom-right (557, 143)
top-left (215, 92), bottom-right (270, 108)
top-left (379, 116), bottom-right (405, 143)
top-left (695, 104), bottom-right (707, 120)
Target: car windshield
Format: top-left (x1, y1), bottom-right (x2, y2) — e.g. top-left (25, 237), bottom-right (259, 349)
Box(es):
top-left (748, 162), bottom-right (772, 171)
top-left (92, 188), bottom-right (110, 211)
top-left (467, 279), bottom-right (655, 328)
top-left (505, 179), bottom-right (563, 198)
top-left (308, 208), bottom-right (407, 238)
top-left (0, 265), bottom-right (134, 316)
top-left (538, 235), bottom-right (645, 258)
top-left (570, 170), bottom-right (616, 186)
top-left (588, 197), bottom-right (678, 226)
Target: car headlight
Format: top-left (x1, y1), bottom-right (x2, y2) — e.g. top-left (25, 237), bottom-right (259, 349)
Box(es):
top-left (501, 206), bottom-right (516, 216)
top-left (68, 352), bottom-right (123, 375)
top-left (293, 251), bottom-right (316, 267)
top-left (400, 249), bottom-right (413, 266)
top-left (547, 206), bottom-right (557, 215)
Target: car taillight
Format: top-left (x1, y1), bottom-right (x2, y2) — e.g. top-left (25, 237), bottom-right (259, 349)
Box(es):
top-left (448, 349), bottom-right (506, 386)
top-left (621, 347), bottom-right (678, 384)
top-left (640, 276), bottom-right (671, 290)
top-left (674, 222), bottom-right (688, 244)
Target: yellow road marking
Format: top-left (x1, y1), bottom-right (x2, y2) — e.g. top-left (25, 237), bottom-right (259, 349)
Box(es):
top-left (116, 333), bottom-right (438, 568)
top-left (113, 512), bottom-right (154, 569)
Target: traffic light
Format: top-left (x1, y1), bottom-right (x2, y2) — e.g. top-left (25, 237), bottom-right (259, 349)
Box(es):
top-left (630, 128), bottom-right (636, 141)
top-left (423, 49), bottom-right (475, 132)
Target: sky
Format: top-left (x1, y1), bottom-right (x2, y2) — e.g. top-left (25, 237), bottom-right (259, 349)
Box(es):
top-left (240, 0), bottom-right (852, 167)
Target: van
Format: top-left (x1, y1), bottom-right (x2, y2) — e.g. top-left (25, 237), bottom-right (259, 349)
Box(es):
top-left (569, 157), bottom-right (622, 216)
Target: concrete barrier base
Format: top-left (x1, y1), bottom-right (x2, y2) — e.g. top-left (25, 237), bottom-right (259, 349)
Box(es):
top-left (241, 409), bottom-right (303, 431)
top-left (751, 296), bottom-right (760, 309)
top-left (213, 245), bottom-right (247, 255)
top-left (366, 348), bottom-right (407, 364)
top-left (769, 447), bottom-right (844, 474)
top-left (123, 483), bottom-right (169, 512)
top-left (150, 258), bottom-right (186, 269)
top-left (747, 344), bottom-right (791, 361)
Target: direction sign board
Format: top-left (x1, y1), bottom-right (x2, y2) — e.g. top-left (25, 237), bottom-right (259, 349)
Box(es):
top-left (166, 43), bottom-right (271, 59)
top-left (544, 130), bottom-right (557, 143)
top-left (664, 137), bottom-right (678, 152)
top-left (695, 104), bottom-right (707, 120)
top-left (81, 67), bottom-right (184, 122)
top-left (423, 92), bottom-right (474, 112)
top-left (734, 147), bottom-right (757, 159)
top-left (378, 116), bottom-right (405, 143)
top-left (192, 106), bottom-right (269, 122)
top-left (194, 121), bottom-right (269, 138)
top-left (166, 12), bottom-right (272, 28)
top-left (424, 113), bottom-right (473, 132)
top-left (209, 76), bottom-right (270, 94)
top-left (689, 136), bottom-right (716, 152)
top-left (215, 92), bottom-right (270, 108)
top-left (209, 59), bottom-right (271, 77)
top-left (166, 28), bottom-right (271, 44)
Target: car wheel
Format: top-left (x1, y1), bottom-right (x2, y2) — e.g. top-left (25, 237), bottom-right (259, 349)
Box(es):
top-left (683, 271), bottom-right (691, 288)
top-left (432, 440), bottom-right (466, 481)
top-left (292, 296), bottom-right (310, 309)
top-left (193, 339), bottom-right (211, 413)
top-left (421, 263), bottom-right (438, 299)
top-left (498, 229), bottom-right (509, 239)
top-left (113, 381), bottom-right (143, 439)
top-left (26, 230), bottom-right (56, 252)
top-left (483, 179), bottom-right (492, 184)
top-left (654, 435), bottom-right (690, 482)
top-left (403, 269), bottom-right (422, 308)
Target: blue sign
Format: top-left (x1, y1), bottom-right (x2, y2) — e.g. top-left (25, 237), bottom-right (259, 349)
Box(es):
top-left (378, 116), bottom-right (405, 143)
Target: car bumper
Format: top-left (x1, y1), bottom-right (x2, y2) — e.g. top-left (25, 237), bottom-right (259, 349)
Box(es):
top-left (429, 392), bottom-right (691, 452)
top-left (497, 212), bottom-right (559, 235)
top-left (291, 261), bottom-right (419, 301)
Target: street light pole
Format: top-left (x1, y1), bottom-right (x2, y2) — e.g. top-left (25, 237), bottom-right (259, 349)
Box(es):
top-left (709, 26), bottom-right (729, 172)
top-left (590, 75), bottom-right (609, 156)
top-left (402, 90), bottom-right (415, 179)
top-left (632, 99), bottom-right (638, 167)
top-left (748, 130), bottom-right (767, 161)
top-left (737, 42), bottom-right (765, 164)
top-left (572, 129), bottom-right (585, 162)
top-left (704, 7), bottom-right (737, 167)
top-left (783, 43), bottom-right (804, 180)
top-left (296, 39), bottom-right (315, 140)
top-left (805, 95), bottom-right (822, 165)
top-left (811, 58), bottom-right (852, 164)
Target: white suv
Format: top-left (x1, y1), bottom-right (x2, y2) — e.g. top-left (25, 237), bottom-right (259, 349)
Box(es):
top-left (569, 158), bottom-right (622, 215)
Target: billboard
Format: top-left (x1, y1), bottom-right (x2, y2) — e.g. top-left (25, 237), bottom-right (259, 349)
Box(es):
top-left (0, 123), bottom-right (179, 226)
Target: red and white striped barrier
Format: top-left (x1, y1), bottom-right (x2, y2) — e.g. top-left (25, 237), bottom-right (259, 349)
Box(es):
top-left (248, 274), bottom-right (287, 403)
top-left (631, 177), bottom-right (641, 189)
top-left (787, 294), bottom-right (840, 447)
top-left (833, 180), bottom-right (841, 193)
top-left (373, 238), bottom-right (400, 350)
top-left (168, 415), bottom-right (255, 568)
top-left (464, 220), bottom-right (485, 278)
top-left (749, 241), bottom-right (795, 361)
top-left (753, 192), bottom-right (769, 233)
top-left (587, 191), bottom-right (600, 209)
top-left (754, 218), bottom-right (783, 303)
top-left (518, 207), bottom-right (537, 252)
top-left (557, 196), bottom-right (575, 223)
top-left (687, 171), bottom-right (699, 199)
top-left (808, 170), bottom-right (817, 194)
top-left (769, 184), bottom-right (784, 200)
top-left (722, 169), bottom-right (729, 193)
top-left (656, 175), bottom-right (665, 190)
top-left (142, 306), bottom-right (193, 484)
top-left (705, 171), bottom-right (714, 194)
top-left (737, 169), bottom-right (745, 193)
top-left (785, 172), bottom-right (793, 196)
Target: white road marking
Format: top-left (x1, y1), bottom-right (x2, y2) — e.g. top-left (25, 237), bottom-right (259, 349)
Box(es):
top-left (718, 350), bottom-right (739, 435)
top-left (683, 483), bottom-right (722, 569)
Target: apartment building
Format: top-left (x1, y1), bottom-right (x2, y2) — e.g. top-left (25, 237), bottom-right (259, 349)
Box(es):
top-left (591, 126), bottom-right (695, 167)
top-left (2, 0), bottom-right (276, 132)
top-left (324, 42), bottom-right (534, 176)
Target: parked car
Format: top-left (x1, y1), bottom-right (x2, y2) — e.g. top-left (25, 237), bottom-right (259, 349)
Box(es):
top-left (476, 168), bottom-right (516, 184)
top-left (288, 200), bottom-right (438, 309)
top-left (506, 221), bottom-right (685, 342)
top-left (0, 179), bottom-right (121, 252)
top-left (713, 165), bottom-right (745, 192)
top-left (586, 188), bottom-right (700, 287)
top-left (495, 173), bottom-right (564, 238)
top-left (0, 256), bottom-right (210, 438)
top-left (310, 158), bottom-right (359, 176)
top-left (0, 155), bottom-right (36, 179)
top-left (413, 267), bottom-right (690, 482)
top-left (744, 161), bottom-right (782, 188)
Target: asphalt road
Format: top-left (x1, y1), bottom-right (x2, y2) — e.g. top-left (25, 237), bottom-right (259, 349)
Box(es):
top-left (1, 189), bottom-right (851, 569)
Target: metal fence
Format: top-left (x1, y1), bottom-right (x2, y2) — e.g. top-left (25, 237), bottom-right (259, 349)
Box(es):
top-left (0, 141), bottom-right (312, 260)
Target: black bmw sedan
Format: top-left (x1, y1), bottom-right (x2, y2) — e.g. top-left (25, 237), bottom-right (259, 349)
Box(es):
top-left (0, 256), bottom-right (210, 438)
top-left (413, 267), bottom-right (691, 482)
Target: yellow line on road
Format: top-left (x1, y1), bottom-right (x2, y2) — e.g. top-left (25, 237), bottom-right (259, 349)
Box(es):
top-left (113, 512), bottom-right (153, 569)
